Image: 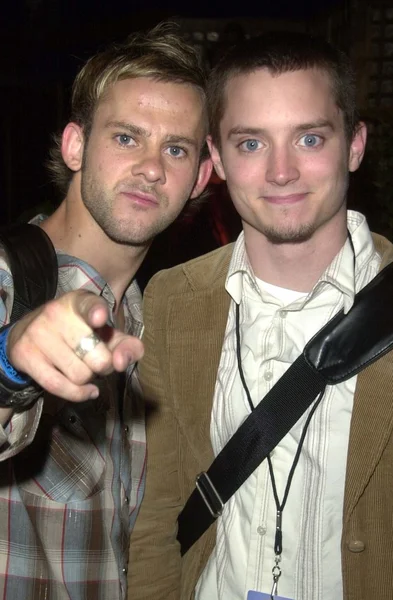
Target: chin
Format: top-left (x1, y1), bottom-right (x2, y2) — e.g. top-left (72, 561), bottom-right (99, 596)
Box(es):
top-left (99, 219), bottom-right (155, 245)
top-left (263, 222), bottom-right (316, 245)
top-left (107, 233), bottom-right (153, 247)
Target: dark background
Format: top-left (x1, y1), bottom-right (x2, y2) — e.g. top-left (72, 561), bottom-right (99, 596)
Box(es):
top-left (0, 0), bottom-right (345, 219)
top-left (1, 0), bottom-right (392, 284)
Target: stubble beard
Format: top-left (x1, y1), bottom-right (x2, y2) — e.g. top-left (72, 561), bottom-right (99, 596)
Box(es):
top-left (261, 221), bottom-right (316, 245)
top-left (80, 169), bottom-right (177, 247)
top-left (259, 198), bottom-right (347, 246)
top-left (255, 184), bottom-right (349, 246)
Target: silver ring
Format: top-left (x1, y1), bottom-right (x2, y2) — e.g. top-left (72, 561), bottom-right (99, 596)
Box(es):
top-left (74, 332), bottom-right (101, 359)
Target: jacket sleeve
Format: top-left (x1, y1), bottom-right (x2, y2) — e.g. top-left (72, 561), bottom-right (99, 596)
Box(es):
top-left (0, 252), bottom-right (44, 460)
top-left (127, 273), bottom-right (182, 600)
top-left (0, 401), bottom-right (44, 460)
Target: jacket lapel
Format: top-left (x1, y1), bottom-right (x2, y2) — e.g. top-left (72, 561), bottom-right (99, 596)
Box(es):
top-left (165, 248), bottom-right (232, 468)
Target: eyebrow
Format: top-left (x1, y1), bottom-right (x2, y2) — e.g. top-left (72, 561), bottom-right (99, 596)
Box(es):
top-left (227, 119), bottom-right (335, 139)
top-left (227, 126), bottom-right (265, 139)
top-left (164, 134), bottom-right (198, 149)
top-left (106, 120), bottom-right (149, 137)
top-left (105, 120), bottom-right (198, 149)
top-left (293, 119), bottom-right (335, 133)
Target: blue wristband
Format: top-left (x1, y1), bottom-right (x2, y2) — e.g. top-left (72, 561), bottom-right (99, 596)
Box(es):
top-left (0, 325), bottom-right (31, 385)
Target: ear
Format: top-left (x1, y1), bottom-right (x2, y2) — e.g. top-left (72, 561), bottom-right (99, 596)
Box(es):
top-left (190, 155), bottom-right (213, 199)
top-left (349, 122), bottom-right (367, 173)
top-left (61, 122), bottom-right (85, 173)
top-left (207, 135), bottom-right (226, 181)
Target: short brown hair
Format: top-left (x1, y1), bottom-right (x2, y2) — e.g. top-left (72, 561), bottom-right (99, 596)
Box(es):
top-left (48, 22), bottom-right (208, 197)
top-left (208, 31), bottom-right (358, 147)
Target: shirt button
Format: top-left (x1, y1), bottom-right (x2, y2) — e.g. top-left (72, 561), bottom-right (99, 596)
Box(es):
top-left (124, 496), bottom-right (129, 504)
top-left (69, 415), bottom-right (76, 424)
top-left (124, 425), bottom-right (129, 434)
top-left (280, 310), bottom-right (287, 319)
top-left (257, 525), bottom-right (267, 536)
top-left (347, 540), bottom-right (365, 553)
top-left (264, 371), bottom-right (273, 381)
top-left (122, 567), bottom-right (127, 574)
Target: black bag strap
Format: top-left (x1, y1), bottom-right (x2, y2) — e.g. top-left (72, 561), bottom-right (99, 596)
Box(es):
top-left (177, 261), bottom-right (393, 556)
top-left (0, 223), bottom-right (58, 323)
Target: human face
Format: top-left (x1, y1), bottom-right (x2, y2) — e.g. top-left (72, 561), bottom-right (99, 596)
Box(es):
top-left (79, 77), bottom-right (210, 246)
top-left (209, 68), bottom-right (366, 247)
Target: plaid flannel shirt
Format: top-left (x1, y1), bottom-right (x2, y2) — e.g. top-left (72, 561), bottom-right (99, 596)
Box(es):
top-left (0, 230), bottom-right (146, 600)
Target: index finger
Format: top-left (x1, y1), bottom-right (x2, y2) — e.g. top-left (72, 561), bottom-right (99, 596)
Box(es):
top-left (95, 326), bottom-right (144, 371)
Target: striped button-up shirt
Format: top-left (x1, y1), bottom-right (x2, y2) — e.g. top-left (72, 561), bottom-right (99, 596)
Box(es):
top-left (197, 211), bottom-right (381, 600)
top-left (0, 227), bottom-right (146, 600)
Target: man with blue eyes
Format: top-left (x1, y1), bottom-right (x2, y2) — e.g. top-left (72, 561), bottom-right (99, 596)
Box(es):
top-left (0, 23), bottom-right (212, 600)
top-left (129, 32), bottom-right (393, 600)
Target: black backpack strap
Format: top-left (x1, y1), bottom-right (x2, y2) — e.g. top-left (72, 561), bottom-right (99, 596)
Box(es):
top-left (0, 224), bottom-right (58, 323)
top-left (177, 261), bottom-right (393, 555)
top-left (177, 353), bottom-right (327, 555)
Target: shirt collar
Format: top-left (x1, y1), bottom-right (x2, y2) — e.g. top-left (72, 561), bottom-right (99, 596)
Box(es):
top-left (318, 210), bottom-right (376, 312)
top-left (225, 210), bottom-right (375, 312)
top-left (30, 216), bottom-right (143, 335)
top-left (56, 252), bottom-right (143, 333)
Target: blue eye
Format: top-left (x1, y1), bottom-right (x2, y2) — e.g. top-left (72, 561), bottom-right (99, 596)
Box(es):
top-left (116, 134), bottom-right (134, 146)
top-left (299, 134), bottom-right (322, 148)
top-left (166, 146), bottom-right (186, 158)
top-left (240, 139), bottom-right (261, 152)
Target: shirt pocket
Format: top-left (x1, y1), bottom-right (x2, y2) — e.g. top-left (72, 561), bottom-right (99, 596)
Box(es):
top-left (12, 398), bottom-right (107, 503)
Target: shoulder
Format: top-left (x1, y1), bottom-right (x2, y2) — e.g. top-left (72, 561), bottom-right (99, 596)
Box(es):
top-left (145, 244), bottom-right (234, 298)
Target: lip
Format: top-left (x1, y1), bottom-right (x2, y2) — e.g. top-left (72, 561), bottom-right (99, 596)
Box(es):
top-left (120, 191), bottom-right (159, 207)
top-left (263, 193), bottom-right (308, 205)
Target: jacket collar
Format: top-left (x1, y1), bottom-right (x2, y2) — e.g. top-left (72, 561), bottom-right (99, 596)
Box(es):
top-left (182, 244), bottom-right (234, 292)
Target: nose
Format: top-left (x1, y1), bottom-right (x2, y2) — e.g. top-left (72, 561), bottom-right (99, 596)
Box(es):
top-left (265, 145), bottom-right (300, 186)
top-left (131, 148), bottom-right (166, 185)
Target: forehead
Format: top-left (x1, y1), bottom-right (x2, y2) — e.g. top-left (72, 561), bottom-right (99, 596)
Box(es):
top-left (221, 68), bottom-right (342, 131)
top-left (94, 76), bottom-right (206, 136)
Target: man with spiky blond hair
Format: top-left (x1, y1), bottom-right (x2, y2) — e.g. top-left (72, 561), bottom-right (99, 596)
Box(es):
top-left (0, 22), bottom-right (211, 600)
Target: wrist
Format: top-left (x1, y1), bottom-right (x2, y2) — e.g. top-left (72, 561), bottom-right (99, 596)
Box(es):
top-left (0, 325), bottom-right (30, 385)
top-left (0, 325), bottom-right (41, 410)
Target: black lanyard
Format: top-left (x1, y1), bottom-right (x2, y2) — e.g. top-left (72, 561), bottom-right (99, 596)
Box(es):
top-left (235, 302), bottom-right (324, 560)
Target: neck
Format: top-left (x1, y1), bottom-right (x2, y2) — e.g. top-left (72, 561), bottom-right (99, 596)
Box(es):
top-left (41, 193), bottom-right (148, 309)
top-left (244, 216), bottom-right (348, 293)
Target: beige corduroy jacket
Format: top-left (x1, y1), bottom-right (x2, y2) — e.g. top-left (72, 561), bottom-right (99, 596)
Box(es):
top-left (128, 233), bottom-right (393, 600)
